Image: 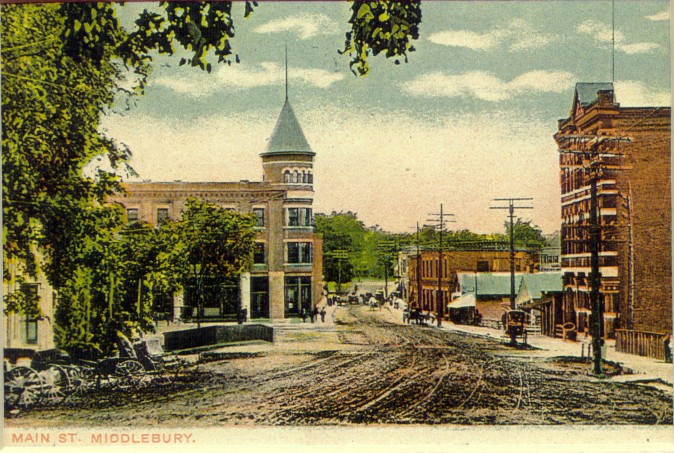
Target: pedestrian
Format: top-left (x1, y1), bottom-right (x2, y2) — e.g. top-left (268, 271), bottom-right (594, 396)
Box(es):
top-left (320, 308), bottom-right (326, 322)
top-left (309, 307), bottom-right (315, 323)
top-left (301, 308), bottom-right (307, 323)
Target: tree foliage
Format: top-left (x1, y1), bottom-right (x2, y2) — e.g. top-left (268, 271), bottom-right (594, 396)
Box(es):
top-left (342, 1), bottom-right (422, 75)
top-left (2, 1), bottom-right (425, 350)
top-left (170, 198), bottom-right (256, 320)
top-left (507, 219), bottom-right (546, 251)
top-left (315, 211), bottom-right (400, 282)
top-left (315, 212), bottom-right (364, 285)
top-left (2, 4), bottom-right (133, 283)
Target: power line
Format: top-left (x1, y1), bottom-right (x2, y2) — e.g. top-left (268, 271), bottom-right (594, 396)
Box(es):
top-left (426, 203), bottom-right (455, 328)
top-left (490, 197), bottom-right (533, 347)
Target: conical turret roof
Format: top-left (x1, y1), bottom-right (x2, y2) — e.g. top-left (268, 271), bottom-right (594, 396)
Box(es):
top-left (262, 99), bottom-right (314, 156)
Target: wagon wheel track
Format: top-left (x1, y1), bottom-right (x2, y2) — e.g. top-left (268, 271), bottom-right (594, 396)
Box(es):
top-left (396, 353), bottom-right (451, 418)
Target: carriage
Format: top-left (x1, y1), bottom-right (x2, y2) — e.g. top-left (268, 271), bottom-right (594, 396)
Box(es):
top-left (503, 309), bottom-right (528, 345)
top-left (4, 333), bottom-right (185, 411)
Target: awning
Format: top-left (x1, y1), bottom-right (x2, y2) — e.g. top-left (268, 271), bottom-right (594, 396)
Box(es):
top-left (519, 295), bottom-right (555, 310)
top-left (448, 293), bottom-right (476, 309)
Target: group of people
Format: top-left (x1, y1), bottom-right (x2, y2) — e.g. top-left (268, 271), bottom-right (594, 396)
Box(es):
top-left (301, 306), bottom-right (327, 323)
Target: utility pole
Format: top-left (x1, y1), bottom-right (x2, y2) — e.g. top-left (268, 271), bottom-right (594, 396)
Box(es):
top-left (427, 204), bottom-right (455, 328)
top-left (416, 222), bottom-right (422, 311)
top-left (491, 197), bottom-right (533, 346)
top-left (556, 133), bottom-right (628, 375)
top-left (378, 239), bottom-right (396, 299)
top-left (327, 249), bottom-right (349, 294)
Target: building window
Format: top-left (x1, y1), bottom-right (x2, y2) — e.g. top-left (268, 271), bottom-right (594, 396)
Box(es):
top-left (24, 318), bottom-right (38, 345)
top-left (287, 208), bottom-right (312, 227)
top-left (127, 208), bottom-right (139, 223)
top-left (307, 172), bottom-right (313, 184)
top-left (287, 242), bottom-right (312, 264)
top-left (477, 260), bottom-right (490, 272)
top-left (254, 242), bottom-right (266, 264)
top-left (157, 208), bottom-right (169, 225)
top-left (253, 208), bottom-right (265, 228)
top-left (20, 283), bottom-right (39, 345)
top-left (285, 276), bottom-right (312, 316)
top-left (284, 171), bottom-right (291, 183)
top-left (292, 170), bottom-right (299, 184)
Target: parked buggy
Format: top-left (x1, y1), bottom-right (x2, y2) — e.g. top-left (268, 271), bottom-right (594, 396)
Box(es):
top-left (503, 309), bottom-right (528, 345)
top-left (4, 348), bottom-right (82, 410)
top-left (4, 333), bottom-right (186, 411)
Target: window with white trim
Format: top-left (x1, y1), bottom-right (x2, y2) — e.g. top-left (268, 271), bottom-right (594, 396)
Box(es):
top-left (287, 242), bottom-right (312, 264)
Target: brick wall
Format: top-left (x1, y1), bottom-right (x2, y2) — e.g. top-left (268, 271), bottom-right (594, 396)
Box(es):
top-left (616, 112), bottom-right (671, 333)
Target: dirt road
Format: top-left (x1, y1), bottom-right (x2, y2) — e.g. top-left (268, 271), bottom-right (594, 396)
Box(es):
top-left (6, 305), bottom-right (672, 427)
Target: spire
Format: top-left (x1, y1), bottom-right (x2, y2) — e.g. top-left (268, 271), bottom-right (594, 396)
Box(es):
top-left (261, 46), bottom-right (314, 157)
top-left (285, 43), bottom-right (289, 101)
top-left (263, 99), bottom-right (313, 155)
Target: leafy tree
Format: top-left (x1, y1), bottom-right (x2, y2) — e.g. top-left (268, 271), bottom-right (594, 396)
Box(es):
top-left (342, 1), bottom-right (422, 75)
top-left (315, 211), bottom-right (365, 287)
top-left (496, 219), bottom-right (546, 251)
top-left (2, 1), bottom-right (424, 349)
top-left (2, 3), bottom-right (134, 284)
top-left (171, 198), bottom-right (256, 326)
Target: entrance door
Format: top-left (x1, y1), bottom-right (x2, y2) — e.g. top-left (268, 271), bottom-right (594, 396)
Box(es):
top-left (251, 277), bottom-right (269, 318)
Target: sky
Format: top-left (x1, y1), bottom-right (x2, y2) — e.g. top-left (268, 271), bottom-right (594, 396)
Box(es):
top-left (102, 1), bottom-right (671, 235)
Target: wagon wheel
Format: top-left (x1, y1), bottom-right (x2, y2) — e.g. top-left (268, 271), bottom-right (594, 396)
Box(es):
top-left (71, 366), bottom-right (96, 395)
top-left (4, 366), bottom-right (43, 410)
top-left (114, 360), bottom-right (147, 390)
top-left (40, 365), bottom-right (70, 404)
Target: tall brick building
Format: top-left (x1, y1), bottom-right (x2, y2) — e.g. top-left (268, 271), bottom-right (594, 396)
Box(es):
top-left (111, 96), bottom-right (323, 322)
top-left (555, 82), bottom-right (671, 356)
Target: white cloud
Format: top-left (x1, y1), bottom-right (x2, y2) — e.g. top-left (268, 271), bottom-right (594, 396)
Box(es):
top-left (428, 30), bottom-right (499, 51)
top-left (428, 20), bottom-right (552, 52)
top-left (253, 14), bottom-right (339, 40)
top-left (401, 70), bottom-right (574, 102)
top-left (645, 9), bottom-right (670, 21)
top-left (615, 80), bottom-right (671, 107)
top-left (617, 42), bottom-right (661, 54)
top-left (154, 62), bottom-right (343, 97)
top-left (577, 20), bottom-right (660, 54)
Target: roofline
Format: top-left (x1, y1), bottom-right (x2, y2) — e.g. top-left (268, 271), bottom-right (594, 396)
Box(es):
top-left (260, 150), bottom-right (316, 158)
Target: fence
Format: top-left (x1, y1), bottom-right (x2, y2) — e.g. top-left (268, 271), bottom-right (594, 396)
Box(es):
top-left (615, 329), bottom-right (669, 361)
top-left (164, 324), bottom-right (274, 351)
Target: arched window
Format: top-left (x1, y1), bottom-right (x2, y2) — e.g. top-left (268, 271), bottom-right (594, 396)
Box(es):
top-left (284, 171), bottom-right (291, 183)
top-left (292, 170), bottom-right (299, 184)
top-left (307, 172), bottom-right (313, 184)
top-left (301, 171), bottom-right (306, 183)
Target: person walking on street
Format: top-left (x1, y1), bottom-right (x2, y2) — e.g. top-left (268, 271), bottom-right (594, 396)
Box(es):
top-left (320, 308), bottom-right (326, 322)
top-left (311, 307), bottom-right (319, 323)
top-left (301, 308), bottom-right (307, 323)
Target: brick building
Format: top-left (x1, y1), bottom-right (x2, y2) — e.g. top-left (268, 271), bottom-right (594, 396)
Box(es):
top-left (408, 248), bottom-right (535, 318)
top-left (111, 96), bottom-right (323, 322)
top-left (555, 82), bottom-right (671, 356)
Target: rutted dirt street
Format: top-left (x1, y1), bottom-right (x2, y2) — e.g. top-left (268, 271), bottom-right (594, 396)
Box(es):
top-left (6, 305), bottom-right (672, 427)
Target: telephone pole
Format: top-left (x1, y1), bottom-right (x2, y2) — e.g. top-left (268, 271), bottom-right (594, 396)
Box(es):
top-left (427, 204), bottom-right (455, 328)
top-left (557, 133), bottom-right (628, 375)
top-left (491, 197), bottom-right (533, 346)
top-left (378, 239), bottom-right (396, 299)
top-left (327, 249), bottom-right (349, 294)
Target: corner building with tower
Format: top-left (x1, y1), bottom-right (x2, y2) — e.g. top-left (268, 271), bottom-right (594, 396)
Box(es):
top-left (110, 97), bottom-right (323, 322)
